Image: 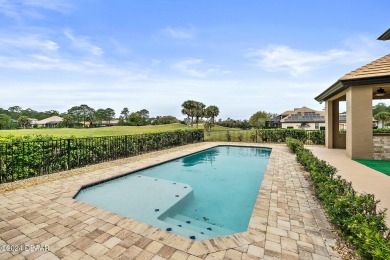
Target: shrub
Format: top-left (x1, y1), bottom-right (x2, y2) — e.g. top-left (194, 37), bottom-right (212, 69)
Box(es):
top-left (0, 129), bottom-right (204, 183)
top-left (287, 138), bottom-right (390, 259)
top-left (374, 128), bottom-right (390, 133)
top-left (206, 129), bottom-right (325, 144)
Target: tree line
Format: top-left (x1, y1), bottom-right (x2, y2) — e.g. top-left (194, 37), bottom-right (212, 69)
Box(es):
top-left (0, 101), bottom-right (280, 131)
top-left (0, 104), bottom-right (179, 129)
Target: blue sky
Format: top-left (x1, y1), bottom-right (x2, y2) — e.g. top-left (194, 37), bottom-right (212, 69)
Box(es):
top-left (1, 0), bottom-right (390, 119)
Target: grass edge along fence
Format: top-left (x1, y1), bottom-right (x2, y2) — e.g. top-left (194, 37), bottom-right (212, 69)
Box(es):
top-left (205, 129), bottom-right (325, 145)
top-left (286, 138), bottom-right (390, 259)
top-left (0, 129), bottom-right (204, 184)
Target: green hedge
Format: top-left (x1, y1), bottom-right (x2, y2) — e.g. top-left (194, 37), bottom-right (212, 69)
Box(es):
top-left (374, 129), bottom-right (390, 133)
top-left (286, 138), bottom-right (390, 259)
top-left (0, 129), bottom-right (204, 183)
top-left (205, 129), bottom-right (325, 144)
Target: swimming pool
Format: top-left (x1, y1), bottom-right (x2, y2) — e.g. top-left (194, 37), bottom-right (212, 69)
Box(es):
top-left (75, 145), bottom-right (271, 240)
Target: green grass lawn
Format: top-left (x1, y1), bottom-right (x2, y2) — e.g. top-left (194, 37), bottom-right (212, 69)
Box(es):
top-left (354, 159), bottom-right (390, 177)
top-left (0, 123), bottom-right (233, 137)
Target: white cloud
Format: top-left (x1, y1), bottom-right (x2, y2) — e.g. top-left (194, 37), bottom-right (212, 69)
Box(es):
top-left (173, 58), bottom-right (228, 78)
top-left (162, 26), bottom-right (195, 40)
top-left (0, 35), bottom-right (59, 51)
top-left (0, 0), bottom-right (71, 20)
top-left (245, 42), bottom-right (378, 76)
top-left (174, 58), bottom-right (205, 77)
top-left (64, 29), bottom-right (104, 56)
top-left (0, 54), bottom-right (147, 80)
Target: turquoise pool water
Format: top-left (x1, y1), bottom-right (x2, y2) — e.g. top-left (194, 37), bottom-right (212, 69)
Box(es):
top-left (75, 146), bottom-right (271, 240)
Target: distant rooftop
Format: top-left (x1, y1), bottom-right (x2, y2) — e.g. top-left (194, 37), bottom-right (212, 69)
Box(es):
top-left (281, 107), bottom-right (326, 123)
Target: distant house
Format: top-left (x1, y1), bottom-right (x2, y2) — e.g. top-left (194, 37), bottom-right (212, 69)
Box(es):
top-left (33, 116), bottom-right (63, 128)
top-left (29, 118), bottom-right (38, 128)
top-left (268, 107), bottom-right (376, 130)
top-left (93, 119), bottom-right (119, 127)
top-left (280, 107), bottom-right (326, 130)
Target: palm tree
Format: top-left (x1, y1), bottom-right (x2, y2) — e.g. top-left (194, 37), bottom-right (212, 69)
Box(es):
top-left (204, 105), bottom-right (220, 124)
top-left (17, 116), bottom-right (30, 129)
top-left (181, 100), bottom-right (197, 126)
top-left (194, 102), bottom-right (206, 128)
top-left (374, 111), bottom-right (390, 128)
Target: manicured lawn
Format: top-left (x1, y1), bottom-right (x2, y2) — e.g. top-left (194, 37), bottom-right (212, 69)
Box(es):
top-left (0, 123), bottom-right (233, 137)
top-left (354, 159), bottom-right (390, 177)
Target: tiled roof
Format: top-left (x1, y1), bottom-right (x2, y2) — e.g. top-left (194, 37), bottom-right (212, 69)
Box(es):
top-left (280, 110), bottom-right (294, 116)
top-left (281, 107), bottom-right (325, 123)
top-left (340, 54), bottom-right (390, 80)
top-left (36, 116), bottom-right (63, 124)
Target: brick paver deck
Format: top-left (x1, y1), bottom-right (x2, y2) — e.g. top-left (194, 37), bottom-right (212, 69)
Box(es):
top-left (0, 143), bottom-right (340, 259)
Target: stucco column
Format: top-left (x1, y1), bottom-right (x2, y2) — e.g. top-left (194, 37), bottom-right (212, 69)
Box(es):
top-left (346, 86), bottom-right (373, 159)
top-left (325, 100), bottom-right (334, 148)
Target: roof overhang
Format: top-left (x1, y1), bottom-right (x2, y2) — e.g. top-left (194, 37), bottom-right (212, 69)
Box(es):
top-left (315, 75), bottom-right (390, 102)
top-left (378, 28), bottom-right (390, 40)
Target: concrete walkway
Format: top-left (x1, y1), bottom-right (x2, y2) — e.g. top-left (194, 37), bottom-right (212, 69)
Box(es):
top-left (0, 143), bottom-right (340, 259)
top-left (308, 146), bottom-right (390, 226)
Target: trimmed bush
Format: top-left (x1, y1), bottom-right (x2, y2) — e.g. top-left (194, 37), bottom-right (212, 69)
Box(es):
top-left (374, 129), bottom-right (390, 134)
top-left (205, 129), bottom-right (325, 144)
top-left (286, 138), bottom-right (390, 259)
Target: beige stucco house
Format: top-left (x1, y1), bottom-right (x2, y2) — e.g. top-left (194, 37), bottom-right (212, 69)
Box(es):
top-left (280, 107), bottom-right (326, 130)
top-left (315, 29), bottom-right (390, 159)
top-left (33, 116), bottom-right (63, 127)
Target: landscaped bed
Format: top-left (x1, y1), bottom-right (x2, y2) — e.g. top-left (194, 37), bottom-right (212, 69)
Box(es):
top-left (287, 138), bottom-right (390, 259)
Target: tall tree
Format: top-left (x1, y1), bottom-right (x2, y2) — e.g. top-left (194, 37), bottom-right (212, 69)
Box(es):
top-left (7, 106), bottom-right (22, 119)
top-left (128, 112), bottom-right (142, 126)
top-left (43, 110), bottom-right (59, 117)
top-left (79, 104), bottom-right (95, 127)
top-left (8, 106), bottom-right (22, 113)
top-left (373, 102), bottom-right (390, 116)
top-left (0, 114), bottom-right (11, 129)
top-left (194, 101), bottom-right (206, 128)
top-left (136, 109), bottom-right (149, 125)
top-left (94, 109), bottom-right (108, 124)
top-left (204, 105), bottom-right (220, 134)
top-left (17, 116), bottom-right (30, 129)
top-left (249, 111), bottom-right (270, 129)
top-left (67, 106), bottom-right (82, 125)
top-left (61, 114), bottom-right (74, 128)
top-left (105, 108), bottom-right (115, 125)
top-left (181, 100), bottom-right (198, 126)
top-left (374, 111), bottom-right (390, 128)
top-left (120, 107), bottom-right (130, 121)
top-left (204, 105), bottom-right (220, 124)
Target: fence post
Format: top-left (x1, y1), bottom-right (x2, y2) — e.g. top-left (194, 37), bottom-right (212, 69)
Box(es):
top-left (67, 139), bottom-right (71, 170)
top-left (256, 130), bottom-right (258, 143)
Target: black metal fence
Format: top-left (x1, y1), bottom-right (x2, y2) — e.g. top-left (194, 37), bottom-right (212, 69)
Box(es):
top-left (0, 130), bottom-right (204, 184)
top-left (204, 129), bottom-right (325, 145)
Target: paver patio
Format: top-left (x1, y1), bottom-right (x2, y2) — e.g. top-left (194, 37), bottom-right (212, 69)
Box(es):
top-left (0, 143), bottom-right (340, 259)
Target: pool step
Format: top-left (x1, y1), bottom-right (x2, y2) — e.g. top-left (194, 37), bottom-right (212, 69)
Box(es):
top-left (173, 213), bottom-right (234, 236)
top-left (160, 213), bottom-right (235, 240)
top-left (158, 218), bottom-right (212, 240)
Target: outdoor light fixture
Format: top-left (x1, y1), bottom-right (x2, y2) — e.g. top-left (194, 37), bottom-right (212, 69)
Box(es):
top-left (375, 87), bottom-right (386, 97)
